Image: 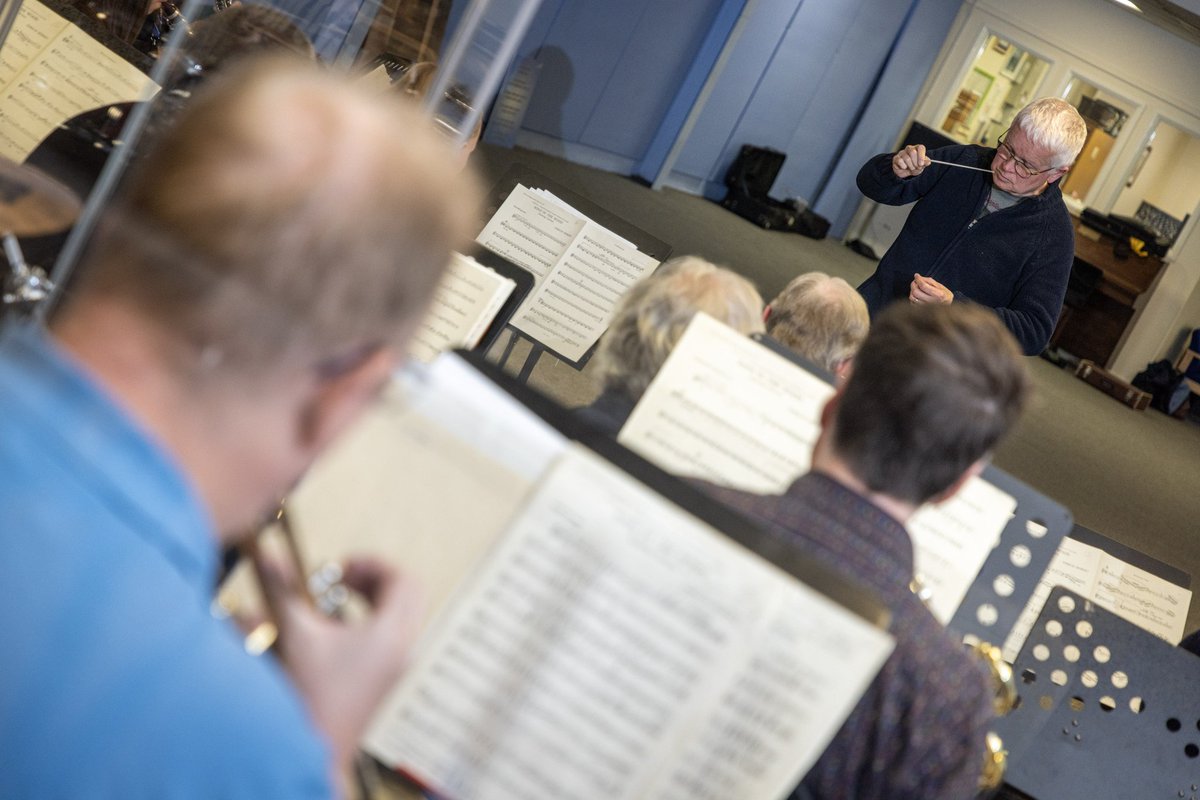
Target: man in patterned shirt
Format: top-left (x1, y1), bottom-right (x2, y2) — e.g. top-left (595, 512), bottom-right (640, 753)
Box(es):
top-left (702, 302), bottom-right (1031, 800)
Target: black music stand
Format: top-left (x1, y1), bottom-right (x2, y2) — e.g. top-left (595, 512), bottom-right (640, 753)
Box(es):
top-left (478, 165), bottom-right (672, 381)
top-left (995, 586), bottom-right (1200, 800)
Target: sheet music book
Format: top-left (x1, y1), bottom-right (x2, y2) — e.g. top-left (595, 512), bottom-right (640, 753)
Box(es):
top-left (409, 252), bottom-right (517, 364)
top-left (476, 183), bottom-right (659, 363)
top-left (284, 354), bottom-right (894, 800)
top-left (1001, 529), bottom-right (1192, 661)
top-left (618, 313), bottom-right (834, 494)
top-left (617, 312), bottom-right (1017, 627)
top-left (0, 0), bottom-right (157, 161)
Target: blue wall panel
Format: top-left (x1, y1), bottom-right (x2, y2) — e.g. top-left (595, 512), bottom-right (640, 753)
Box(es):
top-left (773, 1), bottom-right (911, 202)
top-left (813, 0), bottom-right (963, 237)
top-left (671, 0), bottom-right (802, 180)
top-left (520, 2), bottom-right (645, 142)
top-left (579, 0), bottom-right (724, 159)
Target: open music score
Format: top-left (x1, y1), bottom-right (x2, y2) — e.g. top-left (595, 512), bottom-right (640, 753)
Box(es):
top-left (1002, 531), bottom-right (1192, 661)
top-left (615, 313), bottom-right (1016, 627)
top-left (0, 0), bottom-right (157, 161)
top-left (476, 183), bottom-right (659, 363)
top-left (363, 443), bottom-right (893, 800)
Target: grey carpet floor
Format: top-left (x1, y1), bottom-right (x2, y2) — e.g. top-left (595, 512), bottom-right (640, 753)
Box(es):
top-left (475, 143), bottom-right (1200, 635)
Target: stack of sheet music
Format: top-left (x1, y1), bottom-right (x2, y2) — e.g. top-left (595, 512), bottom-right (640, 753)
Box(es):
top-left (477, 183), bottom-right (660, 363)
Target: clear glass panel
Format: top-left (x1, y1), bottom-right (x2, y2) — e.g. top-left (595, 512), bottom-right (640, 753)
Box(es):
top-left (1111, 118), bottom-right (1200, 253)
top-left (938, 34), bottom-right (1051, 146)
top-left (0, 0), bottom-right (540, 316)
top-left (1060, 77), bottom-right (1135, 203)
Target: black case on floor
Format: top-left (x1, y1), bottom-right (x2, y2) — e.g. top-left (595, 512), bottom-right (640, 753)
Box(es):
top-left (721, 145), bottom-right (830, 239)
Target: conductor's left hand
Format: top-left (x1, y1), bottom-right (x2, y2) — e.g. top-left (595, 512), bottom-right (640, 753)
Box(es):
top-left (910, 273), bottom-right (953, 305)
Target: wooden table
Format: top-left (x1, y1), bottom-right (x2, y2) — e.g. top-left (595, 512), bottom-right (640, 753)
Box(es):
top-left (1052, 219), bottom-right (1164, 367)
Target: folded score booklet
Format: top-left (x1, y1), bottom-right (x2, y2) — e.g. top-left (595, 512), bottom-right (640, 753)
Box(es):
top-left (475, 183), bottom-right (659, 363)
top-left (286, 355), bottom-right (894, 800)
top-left (409, 252), bottom-right (517, 364)
top-left (617, 313), bottom-right (1018, 626)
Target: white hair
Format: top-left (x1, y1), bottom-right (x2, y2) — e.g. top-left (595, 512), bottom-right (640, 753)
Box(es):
top-left (1014, 97), bottom-right (1088, 168)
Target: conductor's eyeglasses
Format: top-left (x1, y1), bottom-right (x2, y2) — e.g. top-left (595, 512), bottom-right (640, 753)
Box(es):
top-left (996, 130), bottom-right (1057, 179)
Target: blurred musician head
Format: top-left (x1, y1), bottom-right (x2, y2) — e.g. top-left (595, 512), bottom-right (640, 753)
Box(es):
top-left (765, 271), bottom-right (868, 381)
top-left (815, 302), bottom-right (1031, 515)
top-left (54, 55), bottom-right (480, 535)
top-left (594, 255), bottom-right (765, 400)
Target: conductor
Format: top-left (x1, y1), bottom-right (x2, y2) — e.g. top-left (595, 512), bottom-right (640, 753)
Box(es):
top-left (855, 98), bottom-right (1086, 355)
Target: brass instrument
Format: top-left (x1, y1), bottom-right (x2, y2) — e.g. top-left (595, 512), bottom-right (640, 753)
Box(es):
top-left (964, 637), bottom-right (1019, 793)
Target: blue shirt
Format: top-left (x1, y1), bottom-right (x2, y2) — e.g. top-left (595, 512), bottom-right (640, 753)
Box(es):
top-left (0, 324), bottom-right (332, 798)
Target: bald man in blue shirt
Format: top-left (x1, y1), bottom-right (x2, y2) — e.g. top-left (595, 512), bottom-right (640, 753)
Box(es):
top-left (0, 57), bottom-right (479, 798)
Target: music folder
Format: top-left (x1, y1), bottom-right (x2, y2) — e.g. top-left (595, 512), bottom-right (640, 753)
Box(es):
top-left (285, 352), bottom-right (895, 800)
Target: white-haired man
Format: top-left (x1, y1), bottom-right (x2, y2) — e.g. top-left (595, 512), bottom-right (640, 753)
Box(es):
top-left (855, 97), bottom-right (1087, 355)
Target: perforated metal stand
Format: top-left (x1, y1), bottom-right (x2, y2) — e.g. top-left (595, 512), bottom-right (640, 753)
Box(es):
top-left (995, 586), bottom-right (1200, 799)
top-left (948, 466), bottom-right (1073, 645)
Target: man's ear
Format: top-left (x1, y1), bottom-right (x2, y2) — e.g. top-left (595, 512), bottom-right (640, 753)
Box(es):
top-left (297, 347), bottom-right (396, 454)
top-left (833, 357), bottom-right (853, 384)
top-left (929, 457), bottom-right (988, 505)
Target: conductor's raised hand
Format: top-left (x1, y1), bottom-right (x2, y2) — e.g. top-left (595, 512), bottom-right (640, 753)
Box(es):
top-left (892, 144), bottom-right (930, 179)
top-left (910, 273), bottom-right (953, 305)
top-left (254, 552), bottom-right (425, 776)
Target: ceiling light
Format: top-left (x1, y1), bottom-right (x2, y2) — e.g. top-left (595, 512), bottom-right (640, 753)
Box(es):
top-left (1112, 0), bottom-right (1141, 11)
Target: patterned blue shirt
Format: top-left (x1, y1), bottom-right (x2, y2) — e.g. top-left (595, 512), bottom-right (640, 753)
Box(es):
top-left (0, 324), bottom-right (332, 798)
top-left (701, 472), bottom-right (994, 800)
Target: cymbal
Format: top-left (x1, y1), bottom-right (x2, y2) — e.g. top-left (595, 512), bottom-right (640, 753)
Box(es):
top-left (0, 157), bottom-right (81, 236)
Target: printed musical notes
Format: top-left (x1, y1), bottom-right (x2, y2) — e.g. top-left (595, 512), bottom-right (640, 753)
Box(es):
top-left (0, 0), bottom-right (156, 161)
top-left (362, 439), bottom-right (892, 800)
top-left (409, 252), bottom-right (516, 363)
top-left (477, 184), bottom-right (658, 362)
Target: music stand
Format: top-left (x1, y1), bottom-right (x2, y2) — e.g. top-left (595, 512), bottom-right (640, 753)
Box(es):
top-left (995, 586), bottom-right (1200, 800)
top-left (465, 246), bottom-right (535, 356)
top-left (479, 164), bottom-right (672, 380)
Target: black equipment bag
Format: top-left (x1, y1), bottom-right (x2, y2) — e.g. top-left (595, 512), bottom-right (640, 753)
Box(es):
top-left (720, 145), bottom-right (829, 239)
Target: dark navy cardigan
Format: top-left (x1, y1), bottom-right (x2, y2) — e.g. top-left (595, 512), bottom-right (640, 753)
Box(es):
top-left (856, 144), bottom-right (1074, 355)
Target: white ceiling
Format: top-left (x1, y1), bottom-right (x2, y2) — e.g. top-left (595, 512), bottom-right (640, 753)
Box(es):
top-left (1128, 0), bottom-right (1200, 47)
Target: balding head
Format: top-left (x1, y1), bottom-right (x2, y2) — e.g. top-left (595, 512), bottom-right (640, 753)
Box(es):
top-left (62, 55), bottom-right (480, 381)
top-left (766, 272), bottom-right (869, 376)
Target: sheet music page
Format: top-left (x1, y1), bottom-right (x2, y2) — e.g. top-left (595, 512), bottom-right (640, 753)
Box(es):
top-left (618, 313), bottom-right (834, 494)
top-left (1001, 537), bottom-right (1104, 662)
top-left (409, 253), bottom-right (516, 363)
top-left (269, 355), bottom-right (567, 631)
top-left (365, 445), bottom-right (892, 800)
top-left (509, 219), bottom-right (658, 362)
top-left (1092, 552), bottom-right (1190, 645)
top-left (0, 0), bottom-right (157, 161)
top-left (1001, 537), bottom-right (1193, 661)
top-left (644, 579), bottom-right (893, 800)
top-left (476, 183), bottom-right (586, 283)
top-left (907, 476), bottom-right (1017, 625)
